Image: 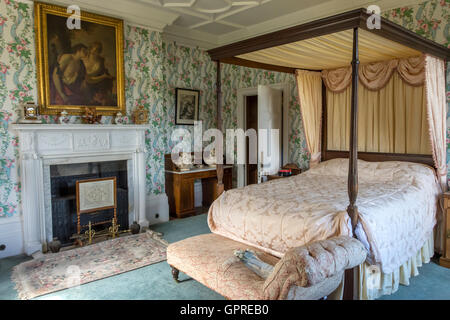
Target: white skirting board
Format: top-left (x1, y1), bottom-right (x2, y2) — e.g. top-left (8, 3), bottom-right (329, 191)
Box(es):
top-left (145, 193), bottom-right (170, 225)
top-left (0, 193), bottom-right (170, 258)
top-left (0, 217), bottom-right (24, 259)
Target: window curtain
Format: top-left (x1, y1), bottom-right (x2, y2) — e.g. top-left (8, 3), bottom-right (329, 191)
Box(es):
top-left (326, 73), bottom-right (430, 154)
top-left (296, 70), bottom-right (323, 167)
top-left (424, 55), bottom-right (447, 191)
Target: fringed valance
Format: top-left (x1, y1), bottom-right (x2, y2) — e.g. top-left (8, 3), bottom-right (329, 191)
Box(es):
top-left (321, 68), bottom-right (352, 93)
top-left (322, 55), bottom-right (425, 92)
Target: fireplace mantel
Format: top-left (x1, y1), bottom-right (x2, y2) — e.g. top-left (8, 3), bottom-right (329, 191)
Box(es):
top-left (11, 124), bottom-right (150, 255)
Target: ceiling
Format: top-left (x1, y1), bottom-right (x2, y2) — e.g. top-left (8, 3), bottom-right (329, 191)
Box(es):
top-left (46, 0), bottom-right (425, 49)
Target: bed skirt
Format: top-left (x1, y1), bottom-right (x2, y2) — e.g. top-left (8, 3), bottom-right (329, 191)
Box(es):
top-left (329, 232), bottom-right (434, 300)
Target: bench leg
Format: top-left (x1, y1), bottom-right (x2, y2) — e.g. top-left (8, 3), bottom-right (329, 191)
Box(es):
top-left (171, 266), bottom-right (180, 283)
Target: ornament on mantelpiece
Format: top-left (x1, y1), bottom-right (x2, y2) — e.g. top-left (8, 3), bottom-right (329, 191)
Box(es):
top-left (81, 107), bottom-right (102, 124)
top-left (132, 106), bottom-right (148, 124)
top-left (18, 102), bottom-right (42, 124)
top-left (114, 112), bottom-right (124, 125)
top-left (59, 110), bottom-right (70, 124)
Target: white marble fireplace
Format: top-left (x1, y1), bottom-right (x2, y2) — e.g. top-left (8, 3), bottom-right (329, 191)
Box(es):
top-left (12, 124), bottom-right (150, 255)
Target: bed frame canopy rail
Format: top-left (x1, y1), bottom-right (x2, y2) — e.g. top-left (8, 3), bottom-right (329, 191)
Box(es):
top-left (207, 8), bottom-right (450, 300)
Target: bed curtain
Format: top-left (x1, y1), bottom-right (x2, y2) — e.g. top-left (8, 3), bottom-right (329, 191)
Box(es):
top-left (326, 73), bottom-right (430, 154)
top-left (295, 70), bottom-right (323, 167)
top-left (424, 55), bottom-right (447, 191)
top-left (322, 55), bottom-right (431, 154)
top-left (424, 55), bottom-right (448, 254)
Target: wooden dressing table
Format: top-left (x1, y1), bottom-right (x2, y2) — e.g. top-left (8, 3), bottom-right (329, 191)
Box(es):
top-left (165, 154), bottom-right (232, 218)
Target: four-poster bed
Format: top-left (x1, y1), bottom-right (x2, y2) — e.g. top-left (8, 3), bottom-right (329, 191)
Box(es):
top-left (205, 8), bottom-right (449, 300)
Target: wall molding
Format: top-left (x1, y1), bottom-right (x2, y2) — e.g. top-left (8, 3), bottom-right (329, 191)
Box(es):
top-left (145, 193), bottom-right (170, 225)
top-left (0, 218), bottom-right (24, 259)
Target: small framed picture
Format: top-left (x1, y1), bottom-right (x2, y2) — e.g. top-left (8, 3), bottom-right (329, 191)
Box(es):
top-left (175, 88), bottom-right (199, 125)
top-left (132, 106), bottom-right (149, 124)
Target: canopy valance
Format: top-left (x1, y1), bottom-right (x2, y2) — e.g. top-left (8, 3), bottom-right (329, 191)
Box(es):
top-left (236, 29), bottom-right (422, 71)
top-left (322, 55), bottom-right (425, 92)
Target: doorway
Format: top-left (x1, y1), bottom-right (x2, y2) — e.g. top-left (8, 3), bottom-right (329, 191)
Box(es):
top-left (246, 95), bottom-right (258, 186)
top-left (237, 83), bottom-right (291, 188)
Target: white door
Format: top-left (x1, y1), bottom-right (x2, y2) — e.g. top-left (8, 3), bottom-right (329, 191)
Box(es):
top-left (257, 85), bottom-right (282, 182)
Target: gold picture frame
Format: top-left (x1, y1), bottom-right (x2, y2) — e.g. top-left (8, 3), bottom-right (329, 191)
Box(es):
top-left (132, 106), bottom-right (149, 124)
top-left (34, 2), bottom-right (125, 115)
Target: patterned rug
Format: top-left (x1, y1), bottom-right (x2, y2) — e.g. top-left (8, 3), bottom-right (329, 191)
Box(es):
top-left (12, 230), bottom-right (168, 300)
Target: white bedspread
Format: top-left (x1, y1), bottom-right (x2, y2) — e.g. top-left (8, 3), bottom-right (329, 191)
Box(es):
top-left (208, 159), bottom-right (440, 274)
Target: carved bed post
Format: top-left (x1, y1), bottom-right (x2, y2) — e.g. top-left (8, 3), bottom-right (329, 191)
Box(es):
top-left (348, 28), bottom-right (360, 233)
top-left (215, 60), bottom-right (225, 198)
top-left (343, 27), bottom-right (360, 301)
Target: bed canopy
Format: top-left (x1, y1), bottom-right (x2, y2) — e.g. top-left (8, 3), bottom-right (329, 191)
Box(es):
top-left (207, 8), bottom-right (450, 299)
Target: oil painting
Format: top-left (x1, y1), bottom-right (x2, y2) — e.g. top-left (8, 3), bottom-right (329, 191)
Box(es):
top-left (35, 2), bottom-right (125, 115)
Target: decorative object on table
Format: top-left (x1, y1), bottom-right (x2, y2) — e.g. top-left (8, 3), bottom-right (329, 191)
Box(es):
top-left (130, 221), bottom-right (141, 235)
top-left (277, 169), bottom-right (292, 177)
top-left (267, 164), bottom-right (303, 181)
top-left (81, 107), bottom-right (102, 124)
top-left (132, 106), bottom-right (148, 124)
top-left (11, 230), bottom-right (168, 300)
top-left (282, 163), bottom-right (302, 175)
top-left (59, 110), bottom-right (70, 124)
top-left (48, 238), bottom-right (61, 253)
top-left (175, 88), bottom-right (199, 125)
top-left (18, 102), bottom-right (42, 124)
top-left (204, 148), bottom-right (217, 167)
top-left (174, 152), bottom-right (193, 171)
top-left (34, 2), bottom-right (125, 116)
top-left (76, 177), bottom-right (117, 245)
top-left (114, 112), bottom-right (124, 125)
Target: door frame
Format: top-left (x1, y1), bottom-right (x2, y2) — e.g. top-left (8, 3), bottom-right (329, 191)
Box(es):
top-left (236, 83), bottom-right (291, 188)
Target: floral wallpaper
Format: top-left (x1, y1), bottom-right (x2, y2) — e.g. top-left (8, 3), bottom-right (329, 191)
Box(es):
top-left (383, 0), bottom-right (449, 48)
top-left (0, 0), bottom-right (449, 219)
top-left (0, 0), bottom-right (35, 218)
top-left (124, 26), bottom-right (166, 194)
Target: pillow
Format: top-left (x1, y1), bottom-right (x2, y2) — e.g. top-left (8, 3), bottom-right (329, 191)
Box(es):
top-left (234, 249), bottom-right (274, 279)
top-left (307, 158), bottom-right (348, 177)
top-left (308, 158), bottom-right (394, 182)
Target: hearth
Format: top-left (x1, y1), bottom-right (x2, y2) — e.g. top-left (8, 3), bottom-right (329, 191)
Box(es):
top-left (50, 161), bottom-right (129, 246)
top-left (11, 124), bottom-right (149, 255)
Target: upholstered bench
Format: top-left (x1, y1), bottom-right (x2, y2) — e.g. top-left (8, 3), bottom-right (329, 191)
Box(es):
top-left (167, 234), bottom-right (367, 300)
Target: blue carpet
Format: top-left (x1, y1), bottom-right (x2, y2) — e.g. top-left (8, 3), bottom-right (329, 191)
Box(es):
top-left (0, 214), bottom-right (449, 300)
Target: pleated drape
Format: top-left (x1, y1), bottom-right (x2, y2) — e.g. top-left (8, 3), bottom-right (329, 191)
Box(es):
top-left (424, 55), bottom-right (447, 190)
top-left (322, 55), bottom-right (425, 92)
top-left (296, 70), bottom-right (323, 167)
top-left (326, 72), bottom-right (431, 155)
